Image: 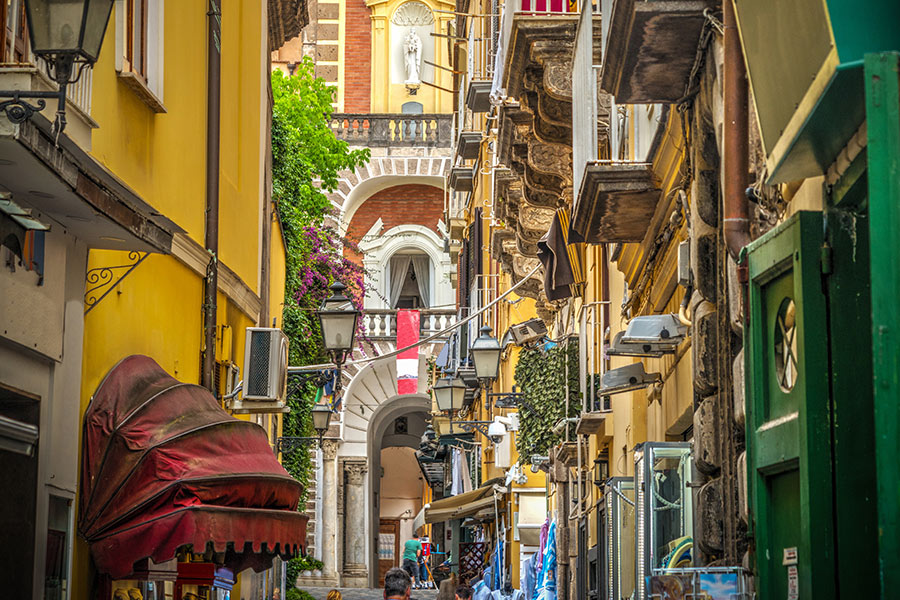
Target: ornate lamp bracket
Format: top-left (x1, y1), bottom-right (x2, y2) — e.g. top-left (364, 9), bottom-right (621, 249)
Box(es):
top-left (84, 251), bottom-right (149, 314)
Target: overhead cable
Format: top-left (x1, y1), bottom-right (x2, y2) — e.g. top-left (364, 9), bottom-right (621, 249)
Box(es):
top-left (288, 264), bottom-right (542, 373)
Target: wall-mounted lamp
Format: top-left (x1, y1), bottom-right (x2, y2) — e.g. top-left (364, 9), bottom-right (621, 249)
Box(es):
top-left (2, 0), bottom-right (115, 133)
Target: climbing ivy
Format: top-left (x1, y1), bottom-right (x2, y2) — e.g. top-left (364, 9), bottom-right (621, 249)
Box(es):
top-left (514, 340), bottom-right (581, 462)
top-left (271, 59), bottom-right (369, 508)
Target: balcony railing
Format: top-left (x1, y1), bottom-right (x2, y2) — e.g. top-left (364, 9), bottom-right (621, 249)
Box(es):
top-left (329, 113), bottom-right (453, 147)
top-left (363, 309), bottom-right (458, 340)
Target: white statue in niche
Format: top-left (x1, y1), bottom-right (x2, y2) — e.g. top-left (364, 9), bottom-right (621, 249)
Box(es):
top-left (403, 28), bottom-right (422, 84)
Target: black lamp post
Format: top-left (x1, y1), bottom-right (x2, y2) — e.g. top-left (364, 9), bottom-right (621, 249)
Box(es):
top-left (316, 281), bottom-right (361, 397)
top-left (1, 0), bottom-right (115, 132)
top-left (311, 403), bottom-right (333, 446)
top-left (276, 402), bottom-right (334, 452)
top-left (470, 326), bottom-right (501, 384)
top-left (593, 453), bottom-right (609, 487)
top-left (433, 374), bottom-right (466, 415)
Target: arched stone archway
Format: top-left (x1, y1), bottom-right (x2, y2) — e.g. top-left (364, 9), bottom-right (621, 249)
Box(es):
top-left (321, 355), bottom-right (439, 588)
top-left (366, 393), bottom-right (431, 587)
top-left (325, 156), bottom-right (450, 230)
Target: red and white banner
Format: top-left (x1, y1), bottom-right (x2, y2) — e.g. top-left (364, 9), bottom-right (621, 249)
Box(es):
top-left (396, 309), bottom-right (420, 394)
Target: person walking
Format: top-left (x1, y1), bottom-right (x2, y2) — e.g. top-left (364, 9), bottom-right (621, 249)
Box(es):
top-left (385, 566), bottom-right (413, 600)
top-left (402, 532), bottom-right (424, 588)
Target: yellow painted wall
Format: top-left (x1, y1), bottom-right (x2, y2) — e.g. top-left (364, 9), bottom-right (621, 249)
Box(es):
top-left (271, 218), bottom-right (288, 327)
top-left (72, 3), bottom-right (283, 597)
top-left (89, 2), bottom-right (266, 293)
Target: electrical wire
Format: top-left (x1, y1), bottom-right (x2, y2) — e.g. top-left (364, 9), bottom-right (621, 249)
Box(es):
top-left (288, 264), bottom-right (542, 372)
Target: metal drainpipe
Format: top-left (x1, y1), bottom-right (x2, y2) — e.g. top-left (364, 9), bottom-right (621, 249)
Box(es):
top-left (202, 0), bottom-right (222, 391)
top-left (723, 0), bottom-right (750, 260)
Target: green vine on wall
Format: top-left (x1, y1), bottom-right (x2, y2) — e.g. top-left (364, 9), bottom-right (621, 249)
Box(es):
top-left (514, 340), bottom-right (581, 462)
top-left (272, 58), bottom-right (369, 510)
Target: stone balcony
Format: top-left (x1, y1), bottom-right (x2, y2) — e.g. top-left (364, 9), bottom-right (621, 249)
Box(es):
top-left (329, 113), bottom-right (453, 148)
top-left (362, 309), bottom-right (458, 341)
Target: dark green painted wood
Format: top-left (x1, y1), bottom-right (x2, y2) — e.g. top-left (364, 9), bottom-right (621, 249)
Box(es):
top-left (865, 51), bottom-right (900, 597)
top-left (826, 160), bottom-right (878, 598)
top-left (746, 211), bottom-right (835, 600)
top-left (733, 0), bottom-right (900, 183)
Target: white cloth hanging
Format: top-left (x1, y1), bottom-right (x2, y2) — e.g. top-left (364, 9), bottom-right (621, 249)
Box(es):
top-left (389, 254), bottom-right (412, 308)
top-left (410, 255), bottom-right (431, 307)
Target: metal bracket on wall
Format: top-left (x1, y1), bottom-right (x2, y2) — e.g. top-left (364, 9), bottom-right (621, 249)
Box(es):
top-left (84, 251), bottom-right (149, 314)
top-left (487, 389), bottom-right (523, 409)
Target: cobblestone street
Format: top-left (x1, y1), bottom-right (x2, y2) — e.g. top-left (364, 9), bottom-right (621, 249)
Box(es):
top-left (300, 587), bottom-right (439, 600)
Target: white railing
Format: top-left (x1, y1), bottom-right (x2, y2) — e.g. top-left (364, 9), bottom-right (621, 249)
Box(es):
top-left (579, 301), bottom-right (609, 413)
top-left (513, 0), bottom-right (577, 15)
top-left (362, 309), bottom-right (458, 340)
top-left (68, 68), bottom-right (93, 116)
top-left (471, 273), bottom-right (500, 337)
top-left (572, 0), bottom-right (598, 196)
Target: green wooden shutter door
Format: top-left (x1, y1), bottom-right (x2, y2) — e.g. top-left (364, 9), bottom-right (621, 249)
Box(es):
top-left (745, 211), bottom-right (835, 600)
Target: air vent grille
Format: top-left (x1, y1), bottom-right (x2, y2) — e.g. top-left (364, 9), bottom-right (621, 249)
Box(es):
top-left (246, 331), bottom-right (271, 396)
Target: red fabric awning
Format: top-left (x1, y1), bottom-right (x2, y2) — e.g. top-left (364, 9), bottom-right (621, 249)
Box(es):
top-left (79, 355), bottom-right (308, 579)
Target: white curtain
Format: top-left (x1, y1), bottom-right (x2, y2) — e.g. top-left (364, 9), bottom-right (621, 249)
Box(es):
top-left (451, 448), bottom-right (473, 496)
top-left (410, 255), bottom-right (431, 307)
top-left (451, 449), bottom-right (462, 495)
top-left (389, 255), bottom-right (412, 308)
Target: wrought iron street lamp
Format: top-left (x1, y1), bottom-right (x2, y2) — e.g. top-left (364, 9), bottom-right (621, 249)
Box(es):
top-left (593, 453), bottom-right (609, 487)
top-left (316, 281), bottom-right (360, 396)
top-left (276, 402), bottom-right (335, 452)
top-left (421, 423), bottom-right (437, 445)
top-left (470, 326), bottom-right (501, 383)
top-left (311, 402), bottom-right (333, 444)
top-left (433, 374), bottom-right (466, 415)
top-left (1, 0), bottom-right (115, 132)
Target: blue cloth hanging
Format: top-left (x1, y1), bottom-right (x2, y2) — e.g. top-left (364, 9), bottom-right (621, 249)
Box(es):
top-left (473, 580), bottom-right (491, 600)
top-left (536, 522), bottom-right (557, 600)
top-left (522, 555), bottom-right (537, 600)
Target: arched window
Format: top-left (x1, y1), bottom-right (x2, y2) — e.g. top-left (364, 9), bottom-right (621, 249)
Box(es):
top-left (402, 101), bottom-right (423, 114)
top-left (388, 252), bottom-right (431, 308)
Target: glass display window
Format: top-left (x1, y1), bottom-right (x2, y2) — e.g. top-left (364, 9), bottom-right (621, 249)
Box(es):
top-left (634, 442), bottom-right (693, 600)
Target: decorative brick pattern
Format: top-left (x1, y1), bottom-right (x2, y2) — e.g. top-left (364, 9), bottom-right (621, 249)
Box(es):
top-left (325, 156), bottom-right (450, 214)
top-left (346, 183), bottom-right (444, 241)
top-left (318, 23), bottom-right (339, 40)
top-left (316, 64), bottom-right (339, 82)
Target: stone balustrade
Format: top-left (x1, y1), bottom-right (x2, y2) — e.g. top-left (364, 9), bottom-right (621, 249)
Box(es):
top-left (329, 113), bottom-right (453, 147)
top-left (362, 309), bottom-right (457, 340)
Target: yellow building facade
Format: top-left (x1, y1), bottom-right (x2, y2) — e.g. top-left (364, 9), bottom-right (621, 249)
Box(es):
top-left (0, 2), bottom-right (300, 599)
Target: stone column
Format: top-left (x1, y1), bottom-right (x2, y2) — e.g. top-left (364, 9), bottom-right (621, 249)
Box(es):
top-left (318, 440), bottom-right (340, 585)
top-left (341, 459), bottom-right (369, 586)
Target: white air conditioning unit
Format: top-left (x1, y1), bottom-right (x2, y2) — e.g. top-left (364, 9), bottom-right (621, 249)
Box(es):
top-left (242, 328), bottom-right (289, 402)
top-left (507, 318), bottom-right (548, 346)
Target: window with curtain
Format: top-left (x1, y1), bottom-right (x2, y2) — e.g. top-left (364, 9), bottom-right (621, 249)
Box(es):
top-left (389, 253), bottom-right (431, 308)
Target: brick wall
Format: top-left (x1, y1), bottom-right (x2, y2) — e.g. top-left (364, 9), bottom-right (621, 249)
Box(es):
top-left (343, 0), bottom-right (371, 112)
top-left (345, 184), bottom-right (444, 261)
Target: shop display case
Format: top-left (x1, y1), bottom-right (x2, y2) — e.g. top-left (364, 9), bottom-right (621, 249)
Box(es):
top-left (603, 477), bottom-right (635, 600)
top-left (634, 442), bottom-right (693, 600)
top-left (647, 566), bottom-right (754, 599)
